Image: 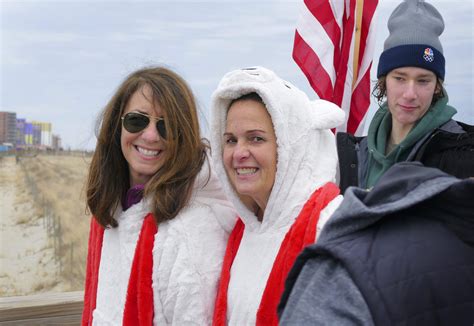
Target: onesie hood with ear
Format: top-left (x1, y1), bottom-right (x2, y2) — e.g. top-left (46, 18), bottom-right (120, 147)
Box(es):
top-left (210, 66), bottom-right (345, 232)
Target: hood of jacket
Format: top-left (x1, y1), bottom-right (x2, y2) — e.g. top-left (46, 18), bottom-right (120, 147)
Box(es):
top-left (210, 67), bottom-right (345, 233)
top-left (319, 162), bottom-right (474, 245)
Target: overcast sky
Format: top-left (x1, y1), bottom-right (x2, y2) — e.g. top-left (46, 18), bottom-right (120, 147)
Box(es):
top-left (1, 0), bottom-right (473, 150)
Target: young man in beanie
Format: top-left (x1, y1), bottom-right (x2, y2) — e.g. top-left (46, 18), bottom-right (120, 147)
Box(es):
top-left (337, 0), bottom-right (474, 193)
top-left (277, 1), bottom-right (474, 325)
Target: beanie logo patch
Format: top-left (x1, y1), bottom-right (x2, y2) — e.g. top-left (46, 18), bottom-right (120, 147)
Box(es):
top-left (423, 48), bottom-right (434, 62)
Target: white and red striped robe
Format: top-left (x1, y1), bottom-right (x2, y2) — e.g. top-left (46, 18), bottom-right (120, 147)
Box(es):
top-left (82, 162), bottom-right (236, 325)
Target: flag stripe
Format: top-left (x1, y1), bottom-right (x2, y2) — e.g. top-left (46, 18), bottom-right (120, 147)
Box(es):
top-left (360, 0), bottom-right (378, 61)
top-left (354, 0), bottom-right (378, 86)
top-left (348, 65), bottom-right (372, 133)
top-left (293, 31), bottom-right (334, 101)
top-left (349, 0), bottom-right (378, 133)
top-left (303, 0), bottom-right (342, 67)
top-left (337, 34), bottom-right (355, 132)
top-left (293, 0), bottom-right (379, 135)
top-left (332, 0), bottom-right (356, 107)
top-left (296, 3), bottom-right (338, 86)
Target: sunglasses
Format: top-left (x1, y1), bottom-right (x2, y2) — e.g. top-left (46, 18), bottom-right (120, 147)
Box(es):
top-left (121, 111), bottom-right (166, 139)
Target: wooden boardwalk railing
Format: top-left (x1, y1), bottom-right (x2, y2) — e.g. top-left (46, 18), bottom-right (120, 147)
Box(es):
top-left (0, 291), bottom-right (83, 326)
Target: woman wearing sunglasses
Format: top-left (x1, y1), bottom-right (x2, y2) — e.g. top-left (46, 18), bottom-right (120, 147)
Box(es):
top-left (82, 66), bottom-right (236, 325)
top-left (210, 67), bottom-right (345, 325)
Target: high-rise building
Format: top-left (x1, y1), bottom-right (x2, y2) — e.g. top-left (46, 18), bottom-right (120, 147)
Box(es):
top-left (52, 134), bottom-right (62, 151)
top-left (32, 123), bottom-right (41, 146)
top-left (24, 122), bottom-right (34, 146)
top-left (31, 121), bottom-right (54, 148)
top-left (0, 112), bottom-right (17, 144)
top-left (2, 112), bottom-right (59, 150)
top-left (16, 118), bottom-right (26, 147)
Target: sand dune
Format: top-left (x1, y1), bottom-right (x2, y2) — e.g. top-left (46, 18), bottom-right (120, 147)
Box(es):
top-left (0, 154), bottom-right (91, 296)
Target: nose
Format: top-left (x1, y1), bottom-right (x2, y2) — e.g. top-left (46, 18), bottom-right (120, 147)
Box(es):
top-left (141, 121), bottom-right (160, 142)
top-left (403, 81), bottom-right (417, 100)
top-left (233, 141), bottom-right (250, 162)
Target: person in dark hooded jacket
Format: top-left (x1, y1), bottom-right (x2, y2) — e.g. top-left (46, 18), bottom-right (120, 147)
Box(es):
top-left (278, 161), bottom-right (474, 325)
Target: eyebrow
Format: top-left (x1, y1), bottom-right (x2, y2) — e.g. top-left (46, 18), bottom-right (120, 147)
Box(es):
top-left (129, 109), bottom-right (148, 114)
top-left (223, 129), bottom-right (267, 135)
top-left (130, 109), bottom-right (164, 118)
top-left (392, 71), bottom-right (435, 78)
top-left (417, 74), bottom-right (436, 79)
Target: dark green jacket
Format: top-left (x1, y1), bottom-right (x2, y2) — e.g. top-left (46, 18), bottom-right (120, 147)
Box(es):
top-left (336, 99), bottom-right (474, 192)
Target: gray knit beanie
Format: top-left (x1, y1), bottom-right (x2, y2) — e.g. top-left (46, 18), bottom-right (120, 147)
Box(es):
top-left (377, 0), bottom-right (445, 79)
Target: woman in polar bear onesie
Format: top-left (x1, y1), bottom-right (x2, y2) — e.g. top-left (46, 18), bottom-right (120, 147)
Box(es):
top-left (210, 67), bottom-right (345, 326)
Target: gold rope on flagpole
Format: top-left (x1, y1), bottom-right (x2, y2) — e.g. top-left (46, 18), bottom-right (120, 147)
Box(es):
top-left (352, 0), bottom-right (364, 90)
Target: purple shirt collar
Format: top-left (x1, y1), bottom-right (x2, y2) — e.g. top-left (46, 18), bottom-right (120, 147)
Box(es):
top-left (122, 184), bottom-right (145, 211)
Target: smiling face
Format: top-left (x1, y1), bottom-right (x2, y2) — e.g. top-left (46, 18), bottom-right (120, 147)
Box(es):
top-left (386, 67), bottom-right (440, 134)
top-left (223, 99), bottom-right (277, 212)
top-left (121, 84), bottom-right (167, 187)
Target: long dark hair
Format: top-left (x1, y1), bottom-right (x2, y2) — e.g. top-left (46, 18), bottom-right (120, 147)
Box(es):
top-left (86, 66), bottom-right (207, 227)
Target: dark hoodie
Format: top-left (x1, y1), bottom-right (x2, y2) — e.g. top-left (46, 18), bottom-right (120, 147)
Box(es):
top-left (279, 162), bottom-right (474, 325)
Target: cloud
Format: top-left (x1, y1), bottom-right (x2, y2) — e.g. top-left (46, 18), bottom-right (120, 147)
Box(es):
top-left (4, 30), bottom-right (81, 45)
top-left (1, 0), bottom-right (472, 149)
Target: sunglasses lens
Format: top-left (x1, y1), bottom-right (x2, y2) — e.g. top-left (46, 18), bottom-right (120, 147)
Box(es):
top-left (123, 113), bottom-right (149, 133)
top-left (123, 112), bottom-right (167, 139)
top-left (156, 119), bottom-right (167, 139)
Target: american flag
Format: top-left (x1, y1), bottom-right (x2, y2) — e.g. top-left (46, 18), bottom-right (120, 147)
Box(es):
top-left (293, 0), bottom-right (378, 135)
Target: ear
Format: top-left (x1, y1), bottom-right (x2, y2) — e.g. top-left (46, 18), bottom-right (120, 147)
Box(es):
top-left (434, 79), bottom-right (442, 95)
top-left (309, 99), bottom-right (345, 130)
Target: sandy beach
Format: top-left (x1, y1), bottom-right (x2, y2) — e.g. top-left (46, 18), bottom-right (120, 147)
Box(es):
top-left (0, 154), bottom-right (90, 297)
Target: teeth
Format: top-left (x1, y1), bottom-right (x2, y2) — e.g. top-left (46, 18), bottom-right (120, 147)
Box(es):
top-left (236, 168), bottom-right (257, 175)
top-left (137, 146), bottom-right (159, 156)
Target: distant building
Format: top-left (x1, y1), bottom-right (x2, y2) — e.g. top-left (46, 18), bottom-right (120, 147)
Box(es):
top-left (0, 111), bottom-right (17, 144)
top-left (24, 122), bottom-right (34, 146)
top-left (52, 134), bottom-right (62, 151)
top-left (32, 123), bottom-right (41, 146)
top-left (2, 112), bottom-right (61, 151)
top-left (32, 121), bottom-right (52, 148)
top-left (16, 118), bottom-right (26, 148)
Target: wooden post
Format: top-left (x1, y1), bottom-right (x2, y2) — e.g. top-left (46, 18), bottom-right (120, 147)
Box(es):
top-left (70, 244), bottom-right (74, 276)
top-left (352, 0), bottom-right (364, 90)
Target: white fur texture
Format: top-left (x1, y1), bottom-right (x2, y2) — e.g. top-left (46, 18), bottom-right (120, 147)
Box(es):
top-left (209, 66), bottom-right (344, 325)
top-left (93, 159), bottom-right (236, 325)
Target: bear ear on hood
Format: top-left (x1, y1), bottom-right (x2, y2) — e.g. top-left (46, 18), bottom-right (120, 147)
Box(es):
top-left (215, 66), bottom-right (275, 92)
top-left (308, 99), bottom-right (346, 130)
top-left (211, 66), bottom-right (346, 131)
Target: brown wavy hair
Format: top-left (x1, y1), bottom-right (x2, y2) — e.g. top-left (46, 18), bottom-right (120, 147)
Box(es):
top-left (86, 66), bottom-right (208, 227)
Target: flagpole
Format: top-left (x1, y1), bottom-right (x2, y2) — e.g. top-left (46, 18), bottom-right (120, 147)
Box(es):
top-left (352, 0), bottom-right (364, 90)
